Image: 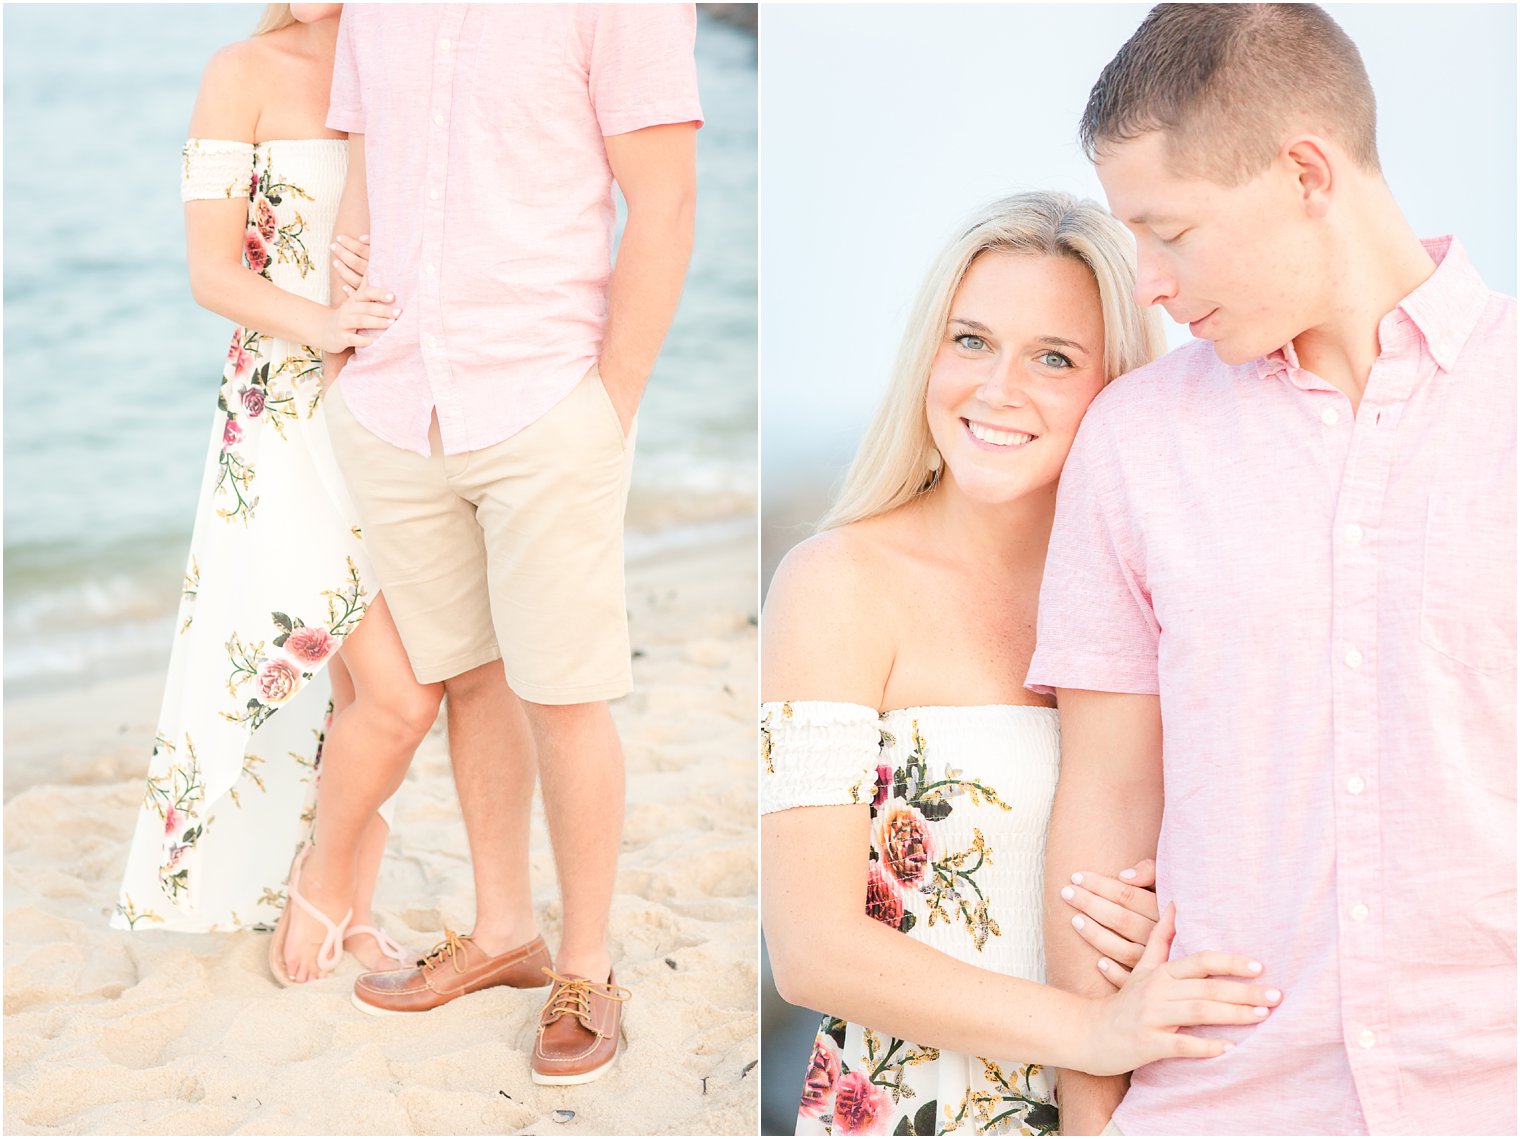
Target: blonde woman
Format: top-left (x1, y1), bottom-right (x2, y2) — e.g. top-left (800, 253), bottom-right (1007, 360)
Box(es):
top-left (761, 193), bottom-right (1284, 1135)
top-left (113, 4), bottom-right (528, 986)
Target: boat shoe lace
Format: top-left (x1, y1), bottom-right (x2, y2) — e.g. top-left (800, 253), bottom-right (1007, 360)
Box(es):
top-left (540, 968), bottom-right (633, 1037)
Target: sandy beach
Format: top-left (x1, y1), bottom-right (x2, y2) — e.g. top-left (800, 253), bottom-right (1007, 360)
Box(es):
top-left (3, 525), bottom-right (759, 1136)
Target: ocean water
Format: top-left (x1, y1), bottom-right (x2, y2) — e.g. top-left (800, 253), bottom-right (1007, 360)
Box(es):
top-left (2, 5), bottom-right (757, 696)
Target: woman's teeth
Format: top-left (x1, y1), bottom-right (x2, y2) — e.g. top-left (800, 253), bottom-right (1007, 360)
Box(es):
top-left (966, 420), bottom-right (1034, 447)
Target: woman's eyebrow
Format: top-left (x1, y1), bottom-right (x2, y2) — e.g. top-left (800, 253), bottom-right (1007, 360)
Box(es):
top-left (1036, 335), bottom-right (1089, 353)
top-left (947, 317), bottom-right (992, 333)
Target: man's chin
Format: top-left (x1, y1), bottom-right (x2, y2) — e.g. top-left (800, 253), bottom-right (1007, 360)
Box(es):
top-left (1206, 334), bottom-right (1265, 368)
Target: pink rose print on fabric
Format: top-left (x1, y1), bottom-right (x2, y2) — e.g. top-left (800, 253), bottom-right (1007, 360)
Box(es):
top-left (249, 171), bottom-right (260, 199)
top-left (223, 418), bottom-right (242, 448)
top-left (864, 863), bottom-right (904, 928)
top-left (871, 764), bottom-right (892, 809)
top-left (240, 386), bottom-right (266, 417)
top-left (798, 1034), bottom-right (842, 1119)
top-left (284, 626), bottom-right (336, 666)
top-left (831, 1071), bottom-right (894, 1135)
top-left (244, 228), bottom-right (269, 273)
top-left (163, 806), bottom-right (180, 836)
top-left (256, 658), bottom-right (301, 705)
top-left (872, 798), bottom-right (936, 889)
top-left (226, 336), bottom-right (252, 381)
top-left (256, 197), bottom-right (277, 241)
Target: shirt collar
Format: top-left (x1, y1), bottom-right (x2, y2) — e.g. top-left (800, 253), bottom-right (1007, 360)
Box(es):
top-left (1256, 235), bottom-right (1490, 382)
top-left (1393, 236), bottom-right (1490, 373)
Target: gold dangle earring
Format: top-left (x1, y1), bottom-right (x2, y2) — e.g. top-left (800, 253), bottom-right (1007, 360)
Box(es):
top-left (925, 447), bottom-right (943, 490)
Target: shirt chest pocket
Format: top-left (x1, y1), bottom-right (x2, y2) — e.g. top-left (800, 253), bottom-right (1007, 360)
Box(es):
top-left (1420, 492), bottom-right (1517, 674)
top-left (465, 18), bottom-right (587, 200)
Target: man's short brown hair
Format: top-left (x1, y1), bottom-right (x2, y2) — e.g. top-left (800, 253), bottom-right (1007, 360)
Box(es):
top-left (1079, 4), bottom-right (1380, 184)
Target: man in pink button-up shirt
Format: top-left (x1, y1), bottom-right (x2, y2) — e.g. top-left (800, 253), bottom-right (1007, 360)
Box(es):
top-left (1030, 6), bottom-right (1515, 1134)
top-left (320, 4), bottom-right (702, 1085)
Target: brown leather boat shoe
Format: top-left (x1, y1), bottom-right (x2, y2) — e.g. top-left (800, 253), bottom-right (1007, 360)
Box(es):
top-left (350, 928), bottom-right (551, 1016)
top-left (530, 968), bottom-right (632, 1085)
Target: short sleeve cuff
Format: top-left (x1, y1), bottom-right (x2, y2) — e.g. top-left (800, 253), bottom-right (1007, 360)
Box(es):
top-left (1025, 651), bottom-right (1159, 698)
top-left (598, 102), bottom-right (705, 138)
top-left (325, 106), bottom-right (365, 134)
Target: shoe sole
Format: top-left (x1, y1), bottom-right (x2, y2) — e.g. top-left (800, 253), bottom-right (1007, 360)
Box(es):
top-left (350, 989), bottom-right (423, 1017)
top-left (530, 1051), bottom-right (619, 1086)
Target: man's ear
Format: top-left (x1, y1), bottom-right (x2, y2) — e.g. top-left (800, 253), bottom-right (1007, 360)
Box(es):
top-left (1281, 134), bottom-right (1335, 219)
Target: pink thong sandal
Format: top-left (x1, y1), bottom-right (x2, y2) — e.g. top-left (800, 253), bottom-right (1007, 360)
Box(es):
top-left (268, 843), bottom-right (352, 986)
top-left (345, 924), bottom-right (413, 969)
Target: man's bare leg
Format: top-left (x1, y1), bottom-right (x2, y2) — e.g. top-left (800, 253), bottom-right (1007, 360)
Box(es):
top-left (521, 699), bottom-right (622, 981)
top-left (440, 660), bottom-right (540, 954)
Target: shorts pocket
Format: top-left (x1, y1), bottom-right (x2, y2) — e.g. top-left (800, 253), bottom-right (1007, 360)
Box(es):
top-left (589, 367), bottom-right (629, 451)
top-left (1419, 493), bottom-right (1516, 673)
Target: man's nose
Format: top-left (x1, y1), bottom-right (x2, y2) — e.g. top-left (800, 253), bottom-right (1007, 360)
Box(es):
top-left (1134, 252), bottom-right (1177, 308)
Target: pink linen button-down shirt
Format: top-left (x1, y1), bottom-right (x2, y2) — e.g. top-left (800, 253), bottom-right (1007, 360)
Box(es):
top-left (326, 4), bottom-right (703, 456)
top-left (1028, 237), bottom-right (1516, 1135)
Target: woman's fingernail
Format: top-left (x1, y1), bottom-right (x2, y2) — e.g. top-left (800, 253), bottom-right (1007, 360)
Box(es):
top-left (1120, 868), bottom-right (1137, 880)
top-left (392, 309), bottom-right (402, 317)
top-left (1059, 886), bottom-right (1075, 902)
top-left (1248, 961), bottom-right (1263, 974)
top-left (360, 234), bottom-right (369, 241)
top-left (1072, 915), bottom-right (1085, 930)
top-left (332, 260), bottom-right (340, 268)
top-left (1222, 1042), bottom-right (1235, 1052)
top-left (1266, 989), bottom-right (1281, 1003)
top-left (1253, 1006), bottom-right (1269, 1017)
top-left (386, 293), bottom-right (395, 302)
top-left (1070, 872), bottom-right (1084, 886)
top-left (1097, 958), bottom-right (1111, 971)
top-left (329, 243), bottom-right (337, 250)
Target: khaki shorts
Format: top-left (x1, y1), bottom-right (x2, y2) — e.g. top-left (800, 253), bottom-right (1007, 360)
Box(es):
top-left (324, 365), bottom-right (636, 703)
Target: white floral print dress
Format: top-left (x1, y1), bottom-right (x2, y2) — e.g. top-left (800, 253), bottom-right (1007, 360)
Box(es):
top-left (761, 701), bottom-right (1061, 1136)
top-left (113, 139), bottom-right (381, 933)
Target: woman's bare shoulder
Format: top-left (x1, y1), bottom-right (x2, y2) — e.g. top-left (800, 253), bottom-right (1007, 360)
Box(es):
top-left (188, 38), bottom-right (265, 140)
top-left (762, 516), bottom-right (918, 705)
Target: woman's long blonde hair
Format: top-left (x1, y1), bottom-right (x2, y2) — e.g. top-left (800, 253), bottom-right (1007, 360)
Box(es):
top-left (254, 5), bottom-right (295, 35)
top-left (817, 191), bottom-right (1166, 532)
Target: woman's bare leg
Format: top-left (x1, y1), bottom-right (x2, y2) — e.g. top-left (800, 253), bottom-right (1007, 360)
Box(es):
top-left (282, 594), bottom-right (442, 981)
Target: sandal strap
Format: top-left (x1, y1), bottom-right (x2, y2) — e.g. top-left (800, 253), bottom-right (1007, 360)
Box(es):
top-left (346, 923), bottom-right (411, 965)
top-left (288, 846), bottom-right (352, 973)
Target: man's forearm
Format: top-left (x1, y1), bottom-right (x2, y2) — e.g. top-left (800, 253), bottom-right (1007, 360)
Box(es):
top-left (598, 195), bottom-right (696, 400)
top-left (325, 135), bottom-right (370, 380)
top-left (1043, 691), bottom-right (1165, 1133)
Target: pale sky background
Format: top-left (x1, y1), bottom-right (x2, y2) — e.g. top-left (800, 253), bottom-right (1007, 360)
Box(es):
top-left (759, 3), bottom-right (1518, 572)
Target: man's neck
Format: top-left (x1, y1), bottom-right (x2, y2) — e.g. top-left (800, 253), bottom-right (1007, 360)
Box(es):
top-left (1291, 188), bottom-right (1436, 412)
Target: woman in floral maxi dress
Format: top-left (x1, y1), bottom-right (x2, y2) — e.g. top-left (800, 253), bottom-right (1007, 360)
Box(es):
top-left (113, 3), bottom-right (449, 983)
top-left (760, 194), bottom-right (1286, 1134)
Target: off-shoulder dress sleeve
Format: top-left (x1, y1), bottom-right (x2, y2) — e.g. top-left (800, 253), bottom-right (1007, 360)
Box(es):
top-left (759, 700), bottom-right (882, 814)
top-left (181, 138), bottom-right (255, 202)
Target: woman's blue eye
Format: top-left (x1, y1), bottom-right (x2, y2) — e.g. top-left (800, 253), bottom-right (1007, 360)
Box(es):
top-left (955, 334), bottom-right (988, 351)
top-left (1038, 351), bottom-right (1074, 369)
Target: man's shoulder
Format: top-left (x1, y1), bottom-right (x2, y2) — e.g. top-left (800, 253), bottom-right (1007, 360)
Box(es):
top-left (1081, 339), bottom-right (1234, 433)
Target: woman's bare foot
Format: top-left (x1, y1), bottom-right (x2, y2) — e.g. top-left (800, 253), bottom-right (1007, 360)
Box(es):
top-left (282, 843), bottom-right (355, 983)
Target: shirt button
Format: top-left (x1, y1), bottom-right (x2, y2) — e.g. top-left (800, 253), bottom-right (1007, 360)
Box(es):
top-left (1351, 903), bottom-right (1370, 922)
top-left (1344, 523), bottom-right (1364, 544)
top-left (428, 335), bottom-right (440, 348)
top-left (1357, 1029), bottom-right (1376, 1050)
top-left (439, 37), bottom-right (452, 50)
top-left (429, 189), bottom-right (441, 201)
top-left (1345, 648), bottom-right (1364, 669)
top-left (425, 263), bottom-right (436, 276)
top-left (433, 113), bottom-right (444, 126)
top-left (1347, 775), bottom-right (1366, 795)
top-left (1321, 407), bottom-right (1341, 426)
